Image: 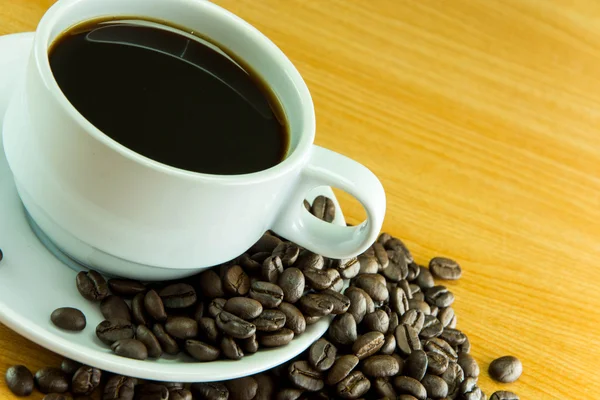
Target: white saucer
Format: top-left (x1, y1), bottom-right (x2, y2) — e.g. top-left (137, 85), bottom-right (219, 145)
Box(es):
top-left (0, 32), bottom-right (344, 382)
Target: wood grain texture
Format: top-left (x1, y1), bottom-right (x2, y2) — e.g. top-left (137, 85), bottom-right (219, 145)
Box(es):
top-left (0, 0), bottom-right (598, 398)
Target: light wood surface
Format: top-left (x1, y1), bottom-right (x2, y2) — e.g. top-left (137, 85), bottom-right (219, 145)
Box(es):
top-left (1, 0), bottom-right (598, 398)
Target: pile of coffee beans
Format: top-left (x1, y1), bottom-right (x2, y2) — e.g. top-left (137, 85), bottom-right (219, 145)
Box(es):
top-left (5, 195), bottom-right (524, 399)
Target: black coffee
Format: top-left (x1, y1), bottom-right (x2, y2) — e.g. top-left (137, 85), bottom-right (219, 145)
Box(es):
top-left (49, 19), bottom-right (288, 175)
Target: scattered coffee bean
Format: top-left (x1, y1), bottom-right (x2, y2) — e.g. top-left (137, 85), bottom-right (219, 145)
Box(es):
top-left (59, 359), bottom-right (81, 376)
top-left (332, 257), bottom-right (360, 279)
top-left (440, 327), bottom-right (466, 346)
top-left (131, 293), bottom-right (150, 326)
top-left (429, 257), bottom-right (462, 280)
top-left (426, 351), bottom-right (449, 375)
top-left (258, 328), bottom-right (294, 347)
top-left (250, 233), bottom-right (283, 254)
top-left (5, 365), bottom-right (34, 396)
top-left (424, 337), bottom-right (458, 361)
top-left (303, 267), bottom-right (338, 290)
top-left (320, 289), bottom-right (351, 315)
top-left (76, 270), bottom-right (108, 301)
top-left (277, 267), bottom-right (305, 303)
top-left (489, 355), bottom-right (522, 383)
top-left (34, 367), bottom-right (69, 394)
top-left (253, 309), bottom-right (286, 332)
top-left (357, 254), bottom-right (379, 275)
top-left (380, 333), bottom-right (397, 355)
top-left (393, 376), bottom-right (427, 400)
top-left (136, 383), bottom-right (169, 400)
top-left (136, 325), bottom-right (162, 358)
top-left (223, 265), bottom-right (250, 296)
top-left (395, 324), bottom-right (422, 356)
top-left (221, 336), bottom-right (244, 360)
top-left (71, 366), bottom-right (101, 395)
top-left (362, 309), bottom-right (390, 333)
top-left (328, 313), bottom-right (358, 346)
top-left (336, 370), bottom-right (370, 399)
top-left (224, 297), bottom-right (263, 320)
top-left (249, 281), bottom-right (284, 308)
top-left (408, 299), bottom-right (431, 315)
top-left (272, 242), bottom-right (300, 267)
top-left (310, 195), bottom-right (335, 222)
top-left (278, 302), bottom-right (306, 335)
top-left (262, 255), bottom-right (283, 283)
top-left (111, 339), bottom-right (148, 360)
top-left (185, 340), bottom-right (221, 361)
top-left (420, 314), bottom-right (443, 339)
top-left (96, 319), bottom-right (134, 345)
top-left (253, 374), bottom-right (275, 400)
top-left (169, 389), bottom-right (192, 400)
top-left (225, 376), bottom-right (258, 400)
top-left (108, 279), bottom-right (146, 297)
top-left (197, 270), bottom-right (225, 298)
top-left (294, 250), bottom-right (324, 271)
top-left (438, 306), bottom-right (455, 328)
top-left (216, 311), bottom-right (256, 339)
top-left (458, 352), bottom-right (480, 378)
top-left (208, 298), bottom-right (227, 318)
top-left (441, 361), bottom-right (465, 399)
top-left (191, 382), bottom-right (229, 400)
top-left (101, 295), bottom-right (131, 321)
top-left (165, 316), bottom-right (198, 339)
top-left (308, 338), bottom-right (337, 371)
top-left (144, 290), bottom-right (167, 322)
top-left (51, 307), bottom-right (86, 331)
top-left (421, 373), bottom-right (448, 399)
top-left (152, 323), bottom-right (180, 355)
top-left (298, 293), bottom-right (334, 317)
top-left (352, 331), bottom-right (385, 360)
top-left (400, 309), bottom-right (425, 332)
top-left (490, 391), bottom-right (520, 400)
top-left (240, 334), bottom-right (259, 353)
top-left (362, 354), bottom-right (400, 377)
top-left (288, 360), bottom-right (324, 391)
top-left (326, 354), bottom-right (359, 385)
top-left (159, 283), bottom-right (197, 308)
top-left (414, 266), bottom-right (434, 289)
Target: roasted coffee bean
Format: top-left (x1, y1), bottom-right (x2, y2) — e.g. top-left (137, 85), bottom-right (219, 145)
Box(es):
top-left (308, 338), bottom-right (337, 371)
top-left (411, 291), bottom-right (425, 301)
top-left (159, 283), bottom-right (197, 308)
top-left (224, 297), bottom-right (263, 320)
top-left (352, 331), bottom-right (385, 360)
top-left (429, 257), bottom-right (462, 280)
top-left (51, 307), bottom-right (86, 331)
top-left (185, 340), bottom-right (221, 361)
top-left (344, 287), bottom-right (368, 324)
top-left (361, 355), bottom-right (400, 377)
top-left (357, 254), bottom-right (379, 274)
top-left (103, 375), bottom-right (136, 400)
top-left (165, 316), bottom-right (198, 339)
top-left (111, 339), bottom-right (147, 360)
top-left (398, 279), bottom-right (413, 299)
top-left (421, 374), bottom-right (448, 399)
top-left (101, 295), bottom-right (131, 321)
top-left (430, 305), bottom-right (439, 317)
top-left (152, 324), bottom-right (180, 355)
top-left (441, 361), bottom-right (464, 399)
top-left (198, 317), bottom-right (220, 344)
top-left (414, 266), bottom-right (434, 289)
top-left (311, 195), bottom-right (335, 222)
top-left (288, 360), bottom-right (324, 391)
top-left (298, 293), bottom-right (334, 317)
top-left (330, 273), bottom-right (346, 292)
top-left (6, 365), bottom-right (34, 396)
top-left (382, 256), bottom-right (408, 282)
top-left (240, 334), bottom-right (259, 353)
top-left (382, 236), bottom-right (414, 263)
top-left (136, 324), bottom-right (162, 358)
top-left (249, 281), bottom-right (284, 308)
top-left (251, 252), bottom-right (272, 263)
top-left (408, 299), bottom-right (431, 315)
top-left (438, 307), bottom-right (455, 328)
top-left (208, 298), bottom-right (227, 318)
top-left (425, 286), bottom-right (454, 308)
top-left (191, 382), bottom-right (229, 400)
top-left (96, 319), bottom-right (134, 345)
top-left (262, 256), bottom-right (284, 283)
top-left (390, 286), bottom-right (409, 315)
top-left (405, 350), bottom-right (428, 380)
top-left (294, 251), bottom-right (324, 271)
top-left (400, 309), bottom-right (425, 332)
top-left (460, 377), bottom-right (483, 400)
top-left (457, 334), bottom-right (470, 353)
top-left (458, 353), bottom-right (479, 378)
top-left (303, 267), bottom-right (339, 290)
top-left (488, 356), bottom-right (522, 383)
top-left (320, 289), bottom-right (351, 314)
top-left (427, 351), bottom-right (449, 375)
top-left (216, 311), bottom-right (256, 339)
top-left (336, 370), bottom-right (370, 399)
top-left (353, 274), bottom-right (389, 302)
top-left (108, 279), bottom-right (146, 297)
top-left (258, 328), bottom-right (294, 347)
top-left (132, 293), bottom-right (150, 326)
top-left (169, 390), bottom-right (192, 400)
top-left (144, 290), bottom-right (167, 322)
top-left (420, 315), bottom-right (443, 339)
top-left (272, 242), bottom-right (300, 267)
top-left (362, 309), bottom-right (389, 333)
top-left (225, 376), bottom-right (258, 400)
top-left (192, 301), bottom-right (205, 322)
top-left (76, 270), bottom-right (108, 301)
top-left (406, 262), bottom-right (420, 281)
top-left (278, 268), bottom-right (305, 304)
top-left (221, 336), bottom-right (244, 360)
top-left (254, 309), bottom-right (286, 332)
top-left (380, 333), bottom-right (397, 355)
top-left (440, 328), bottom-right (466, 346)
top-left (34, 368), bottom-right (69, 394)
top-left (395, 324), bottom-right (422, 356)
top-left (373, 377), bottom-right (397, 398)
top-left (424, 337), bottom-right (458, 361)
top-left (393, 376), bottom-right (426, 400)
top-left (328, 313), bottom-right (357, 345)
top-left (332, 257), bottom-right (360, 279)
top-left (198, 270), bottom-right (225, 298)
top-left (253, 374), bottom-right (275, 400)
top-left (490, 391), bottom-right (519, 400)
top-left (275, 388), bottom-right (304, 400)
top-left (60, 359), bottom-right (82, 376)
top-left (238, 254), bottom-right (262, 273)
top-left (326, 354), bottom-right (359, 385)
top-left (250, 233), bottom-right (283, 253)
top-left (223, 265), bottom-right (250, 296)
top-left (42, 394), bottom-right (70, 400)
top-left (279, 302), bottom-right (306, 335)
top-left (136, 383), bottom-right (169, 400)
top-left (372, 242), bottom-right (389, 269)
top-left (71, 366), bottom-right (101, 395)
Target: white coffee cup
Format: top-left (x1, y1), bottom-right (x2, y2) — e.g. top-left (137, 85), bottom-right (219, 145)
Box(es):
top-left (2, 0), bottom-right (385, 280)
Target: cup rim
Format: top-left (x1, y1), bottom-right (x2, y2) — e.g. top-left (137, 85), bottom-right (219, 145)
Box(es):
top-left (33, 0), bottom-right (316, 183)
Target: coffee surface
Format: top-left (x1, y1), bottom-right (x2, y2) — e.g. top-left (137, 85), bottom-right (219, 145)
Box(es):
top-left (49, 20), bottom-right (288, 175)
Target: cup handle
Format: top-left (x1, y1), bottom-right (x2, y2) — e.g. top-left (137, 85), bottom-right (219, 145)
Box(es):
top-left (271, 145), bottom-right (386, 259)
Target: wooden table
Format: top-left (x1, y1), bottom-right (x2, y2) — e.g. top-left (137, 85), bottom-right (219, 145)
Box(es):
top-left (1, 1), bottom-right (598, 398)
